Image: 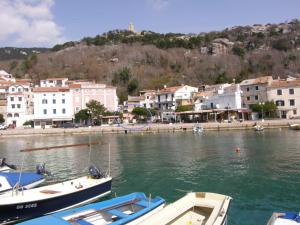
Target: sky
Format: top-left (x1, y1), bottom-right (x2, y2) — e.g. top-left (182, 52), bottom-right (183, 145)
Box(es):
top-left (0, 0), bottom-right (300, 48)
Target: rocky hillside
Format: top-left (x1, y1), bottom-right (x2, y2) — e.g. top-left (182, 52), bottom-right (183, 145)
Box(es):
top-left (1, 19), bottom-right (300, 101)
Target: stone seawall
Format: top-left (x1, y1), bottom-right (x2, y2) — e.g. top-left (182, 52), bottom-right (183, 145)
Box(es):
top-left (0, 119), bottom-right (299, 137)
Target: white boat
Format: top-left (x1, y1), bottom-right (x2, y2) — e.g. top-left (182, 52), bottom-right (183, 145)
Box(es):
top-left (138, 192), bottom-right (232, 225)
top-left (267, 212), bottom-right (300, 225)
top-left (0, 165), bottom-right (112, 224)
top-left (193, 125), bottom-right (204, 133)
top-left (0, 158), bottom-right (17, 172)
top-left (254, 125), bottom-right (264, 131)
top-left (289, 123), bottom-right (300, 130)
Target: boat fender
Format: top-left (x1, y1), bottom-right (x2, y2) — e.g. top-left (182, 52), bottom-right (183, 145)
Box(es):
top-left (88, 165), bottom-right (104, 179)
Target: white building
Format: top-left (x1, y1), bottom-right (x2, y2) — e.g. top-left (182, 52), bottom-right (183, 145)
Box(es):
top-left (267, 79), bottom-right (300, 119)
top-left (6, 82), bottom-right (33, 127)
top-left (32, 87), bottom-right (73, 128)
top-left (40, 78), bottom-right (68, 87)
top-left (0, 70), bottom-right (16, 82)
top-left (156, 85), bottom-right (198, 111)
top-left (203, 84), bottom-right (243, 110)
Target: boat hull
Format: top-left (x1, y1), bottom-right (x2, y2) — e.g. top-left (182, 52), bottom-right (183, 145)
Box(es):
top-left (0, 179), bottom-right (112, 224)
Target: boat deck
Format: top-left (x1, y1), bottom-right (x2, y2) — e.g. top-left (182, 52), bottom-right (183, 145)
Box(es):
top-left (0, 176), bottom-right (112, 204)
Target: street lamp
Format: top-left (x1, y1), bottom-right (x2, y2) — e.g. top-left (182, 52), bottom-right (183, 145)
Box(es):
top-left (259, 102), bottom-right (265, 121)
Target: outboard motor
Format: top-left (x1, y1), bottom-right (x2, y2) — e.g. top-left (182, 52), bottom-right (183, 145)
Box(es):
top-left (36, 163), bottom-right (51, 176)
top-left (0, 158), bottom-right (5, 167)
top-left (89, 165), bottom-right (105, 179)
top-left (0, 158), bottom-right (17, 170)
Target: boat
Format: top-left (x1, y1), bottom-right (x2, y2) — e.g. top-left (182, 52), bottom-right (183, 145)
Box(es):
top-left (139, 192), bottom-right (232, 225)
top-left (254, 125), bottom-right (264, 131)
top-left (193, 125), bottom-right (204, 133)
top-left (0, 158), bottom-right (17, 172)
top-left (0, 165), bottom-right (112, 224)
top-left (267, 212), bottom-right (300, 225)
top-left (17, 192), bottom-right (165, 225)
top-left (289, 123), bottom-right (300, 130)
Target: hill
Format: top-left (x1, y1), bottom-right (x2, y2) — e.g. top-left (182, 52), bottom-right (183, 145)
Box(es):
top-left (1, 19), bottom-right (300, 102)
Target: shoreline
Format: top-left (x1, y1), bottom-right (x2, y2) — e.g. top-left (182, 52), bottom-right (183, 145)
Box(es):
top-left (0, 119), bottom-right (299, 137)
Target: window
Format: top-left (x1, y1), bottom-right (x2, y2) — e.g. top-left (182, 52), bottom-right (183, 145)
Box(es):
top-left (276, 100), bottom-right (285, 106)
top-left (255, 95), bottom-right (258, 100)
top-left (247, 96), bottom-right (250, 101)
top-left (246, 87), bottom-right (250, 92)
top-left (18, 88), bottom-right (22, 92)
top-left (290, 99), bottom-right (295, 106)
top-left (43, 94), bottom-right (46, 96)
top-left (17, 104), bottom-right (21, 108)
top-left (53, 99), bottom-right (56, 104)
top-left (75, 89), bottom-right (80, 92)
top-left (18, 97), bottom-right (22, 101)
top-left (53, 94), bottom-right (56, 96)
top-left (12, 88), bottom-right (15, 92)
top-left (10, 97), bottom-right (14, 101)
top-left (43, 109), bottom-right (47, 114)
top-left (255, 86), bottom-right (259, 90)
top-left (24, 88), bottom-right (29, 92)
top-left (7, 113), bottom-right (12, 118)
top-left (14, 113), bottom-right (19, 118)
top-left (42, 99), bottom-right (48, 104)
top-left (53, 109), bottom-right (56, 114)
top-left (293, 110), bottom-right (297, 115)
top-left (277, 89), bottom-right (282, 95)
top-left (165, 94), bottom-right (168, 99)
top-left (289, 89), bottom-right (294, 95)
top-left (11, 104), bottom-right (15, 108)
top-left (62, 108), bottom-right (66, 114)
top-left (62, 99), bottom-right (65, 104)
top-left (75, 107), bottom-right (80, 112)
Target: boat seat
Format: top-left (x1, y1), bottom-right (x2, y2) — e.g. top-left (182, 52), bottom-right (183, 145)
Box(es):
top-left (76, 219), bottom-right (93, 225)
top-left (134, 200), bottom-right (149, 208)
top-left (106, 209), bottom-right (128, 218)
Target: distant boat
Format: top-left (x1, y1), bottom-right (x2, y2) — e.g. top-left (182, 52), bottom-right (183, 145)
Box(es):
top-left (267, 212), bottom-right (300, 225)
top-left (289, 123), bottom-right (300, 130)
top-left (139, 192), bottom-right (232, 225)
top-left (254, 125), bottom-right (264, 131)
top-left (17, 192), bottom-right (165, 225)
top-left (0, 165), bottom-right (112, 225)
top-left (193, 125), bottom-right (204, 133)
top-left (0, 158), bottom-right (17, 172)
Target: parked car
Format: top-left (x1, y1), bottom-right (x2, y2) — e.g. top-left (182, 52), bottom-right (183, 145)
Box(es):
top-left (62, 123), bottom-right (78, 128)
top-left (0, 124), bottom-right (7, 130)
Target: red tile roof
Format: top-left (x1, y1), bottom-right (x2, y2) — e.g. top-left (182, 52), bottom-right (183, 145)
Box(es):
top-left (33, 87), bottom-right (70, 93)
top-left (157, 85), bottom-right (183, 94)
top-left (269, 79), bottom-right (300, 89)
top-left (69, 84), bottom-right (81, 89)
top-left (240, 76), bottom-right (273, 85)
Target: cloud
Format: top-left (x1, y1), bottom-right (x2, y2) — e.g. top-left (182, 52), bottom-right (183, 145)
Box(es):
top-left (0, 0), bottom-right (65, 47)
top-left (147, 0), bottom-right (169, 11)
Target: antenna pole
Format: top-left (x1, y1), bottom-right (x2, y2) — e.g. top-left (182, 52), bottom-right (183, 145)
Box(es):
top-left (17, 153), bottom-right (25, 194)
top-left (108, 143), bottom-right (111, 176)
top-left (87, 135), bottom-right (92, 167)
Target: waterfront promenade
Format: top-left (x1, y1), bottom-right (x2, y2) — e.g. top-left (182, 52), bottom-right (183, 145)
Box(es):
top-left (0, 119), bottom-right (299, 137)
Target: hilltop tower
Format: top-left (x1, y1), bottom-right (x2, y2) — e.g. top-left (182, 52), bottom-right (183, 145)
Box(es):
top-left (128, 22), bottom-right (135, 33)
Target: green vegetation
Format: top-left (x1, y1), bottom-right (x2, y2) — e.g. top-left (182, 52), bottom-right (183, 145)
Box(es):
top-left (75, 109), bottom-right (90, 123)
top-left (175, 105), bottom-right (193, 112)
top-left (127, 78), bottom-right (139, 94)
top-left (250, 101), bottom-right (277, 118)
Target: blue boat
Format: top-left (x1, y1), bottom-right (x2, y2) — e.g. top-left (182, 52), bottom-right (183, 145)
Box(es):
top-left (17, 192), bottom-right (165, 225)
top-left (267, 212), bottom-right (300, 225)
top-left (0, 172), bottom-right (45, 194)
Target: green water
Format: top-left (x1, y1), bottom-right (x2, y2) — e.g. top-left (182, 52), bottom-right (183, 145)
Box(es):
top-left (1, 129), bottom-right (300, 225)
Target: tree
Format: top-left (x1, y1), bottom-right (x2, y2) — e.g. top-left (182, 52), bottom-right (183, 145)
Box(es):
top-left (132, 107), bottom-right (148, 121)
top-left (75, 109), bottom-right (90, 123)
top-left (0, 114), bottom-right (4, 124)
top-left (232, 45), bottom-right (245, 58)
top-left (127, 78), bottom-right (139, 94)
top-left (250, 101), bottom-right (277, 118)
top-left (215, 72), bottom-right (229, 84)
top-left (86, 100), bottom-right (107, 124)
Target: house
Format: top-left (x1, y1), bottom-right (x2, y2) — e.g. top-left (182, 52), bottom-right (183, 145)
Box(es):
top-left (6, 81), bottom-right (33, 127)
top-left (0, 70), bottom-right (16, 82)
top-left (156, 85), bottom-right (198, 111)
top-left (240, 76), bottom-right (273, 109)
top-left (139, 90), bottom-right (156, 109)
top-left (32, 87), bottom-right (73, 128)
top-left (69, 81), bottom-right (118, 113)
top-left (40, 78), bottom-right (68, 87)
top-left (267, 79), bottom-right (300, 119)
